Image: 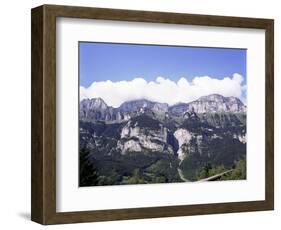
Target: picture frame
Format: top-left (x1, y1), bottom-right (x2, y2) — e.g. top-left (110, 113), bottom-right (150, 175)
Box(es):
top-left (31, 4), bottom-right (274, 225)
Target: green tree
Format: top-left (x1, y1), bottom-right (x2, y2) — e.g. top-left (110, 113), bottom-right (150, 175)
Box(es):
top-left (221, 160), bottom-right (246, 180)
top-left (196, 164), bottom-right (225, 180)
top-left (122, 168), bottom-right (145, 184)
top-left (97, 176), bottom-right (114, 186)
top-left (79, 149), bottom-right (99, 186)
top-left (197, 163), bottom-right (212, 180)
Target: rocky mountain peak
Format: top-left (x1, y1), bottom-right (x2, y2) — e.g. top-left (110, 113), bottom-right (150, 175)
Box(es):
top-left (198, 94), bottom-right (226, 102)
top-left (119, 99), bottom-right (168, 113)
top-left (169, 94), bottom-right (246, 115)
top-left (80, 94), bottom-right (246, 123)
top-left (198, 94), bottom-right (244, 105)
top-left (81, 97), bottom-right (108, 110)
top-left (186, 94), bottom-right (246, 114)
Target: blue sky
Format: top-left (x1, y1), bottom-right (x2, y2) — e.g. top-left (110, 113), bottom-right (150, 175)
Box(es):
top-left (79, 42), bottom-right (246, 87)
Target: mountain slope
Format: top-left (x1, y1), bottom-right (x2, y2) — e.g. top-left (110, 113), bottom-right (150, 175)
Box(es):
top-left (79, 94), bottom-right (247, 185)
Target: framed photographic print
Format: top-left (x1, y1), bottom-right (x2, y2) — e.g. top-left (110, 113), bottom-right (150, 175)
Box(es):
top-left (31, 4), bottom-right (274, 225)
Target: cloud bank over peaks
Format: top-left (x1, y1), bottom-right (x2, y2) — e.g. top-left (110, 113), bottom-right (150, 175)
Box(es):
top-left (80, 73), bottom-right (246, 108)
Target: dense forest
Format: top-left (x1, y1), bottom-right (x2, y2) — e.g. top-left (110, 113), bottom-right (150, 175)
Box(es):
top-left (79, 149), bottom-right (246, 186)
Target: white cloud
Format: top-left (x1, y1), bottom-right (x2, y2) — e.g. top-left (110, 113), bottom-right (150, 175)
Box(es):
top-left (80, 73), bottom-right (246, 107)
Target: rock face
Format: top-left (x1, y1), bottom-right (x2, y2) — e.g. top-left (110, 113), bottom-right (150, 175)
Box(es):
top-left (80, 98), bottom-right (169, 123)
top-left (80, 98), bottom-right (114, 122)
top-left (117, 115), bottom-right (172, 154)
top-left (80, 94), bottom-right (246, 123)
top-left (189, 94), bottom-right (246, 113)
top-left (174, 129), bottom-right (192, 147)
top-left (80, 95), bottom-right (246, 158)
top-left (173, 129), bottom-right (192, 161)
top-left (119, 99), bottom-right (168, 113)
top-left (169, 94), bottom-right (246, 115)
top-left (80, 98), bottom-right (104, 110)
top-left (79, 94), bottom-right (247, 183)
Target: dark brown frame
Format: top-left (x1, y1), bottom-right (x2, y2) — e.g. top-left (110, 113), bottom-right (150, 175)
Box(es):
top-left (31, 4), bottom-right (274, 225)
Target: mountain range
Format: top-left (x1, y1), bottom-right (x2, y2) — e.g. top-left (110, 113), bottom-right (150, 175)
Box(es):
top-left (80, 94), bottom-right (246, 123)
top-left (79, 94), bottom-right (247, 186)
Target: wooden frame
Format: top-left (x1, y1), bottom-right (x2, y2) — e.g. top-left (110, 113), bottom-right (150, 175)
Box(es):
top-left (31, 4), bottom-right (274, 225)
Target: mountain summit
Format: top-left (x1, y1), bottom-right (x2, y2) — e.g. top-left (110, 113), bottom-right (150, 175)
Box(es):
top-left (169, 94), bottom-right (246, 115)
top-left (184, 94), bottom-right (245, 113)
top-left (80, 97), bottom-right (108, 110)
top-left (80, 94), bottom-right (246, 123)
top-left (119, 99), bottom-right (169, 113)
